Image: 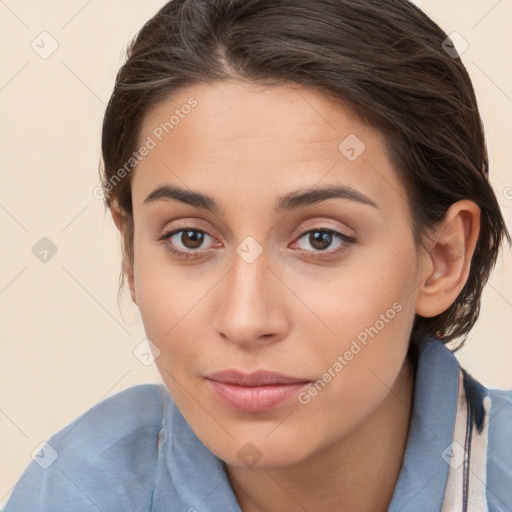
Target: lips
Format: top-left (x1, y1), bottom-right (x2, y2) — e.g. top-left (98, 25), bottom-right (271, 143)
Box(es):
top-left (205, 369), bottom-right (309, 386)
top-left (204, 370), bottom-right (311, 412)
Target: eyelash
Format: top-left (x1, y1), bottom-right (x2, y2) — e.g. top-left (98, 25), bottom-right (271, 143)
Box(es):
top-left (158, 226), bottom-right (356, 261)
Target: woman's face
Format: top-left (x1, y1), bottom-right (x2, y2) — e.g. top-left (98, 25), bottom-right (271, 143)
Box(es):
top-left (128, 79), bottom-right (428, 467)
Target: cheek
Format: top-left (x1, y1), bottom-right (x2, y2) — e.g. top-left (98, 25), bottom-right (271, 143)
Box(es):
top-left (132, 247), bottom-right (198, 350)
top-left (297, 233), bottom-right (419, 347)
top-left (290, 235), bottom-right (418, 405)
top-left (133, 256), bottom-right (209, 410)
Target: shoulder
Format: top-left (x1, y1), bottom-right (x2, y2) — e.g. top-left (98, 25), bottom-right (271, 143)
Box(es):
top-left (5, 383), bottom-right (167, 512)
top-left (472, 380), bottom-right (512, 509)
top-left (485, 385), bottom-right (512, 456)
top-left (450, 362), bottom-right (512, 509)
top-left (55, 382), bottom-right (166, 450)
top-left (429, 339), bottom-right (512, 508)
top-left (486, 386), bottom-right (512, 422)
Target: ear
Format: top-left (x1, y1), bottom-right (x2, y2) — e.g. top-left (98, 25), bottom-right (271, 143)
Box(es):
top-left (416, 200), bottom-right (481, 317)
top-left (110, 207), bottom-right (137, 305)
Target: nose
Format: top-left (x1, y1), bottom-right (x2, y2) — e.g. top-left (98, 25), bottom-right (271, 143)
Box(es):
top-left (211, 250), bottom-right (290, 347)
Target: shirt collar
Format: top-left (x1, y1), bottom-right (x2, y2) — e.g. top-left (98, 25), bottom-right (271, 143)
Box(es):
top-left (387, 336), bottom-right (460, 511)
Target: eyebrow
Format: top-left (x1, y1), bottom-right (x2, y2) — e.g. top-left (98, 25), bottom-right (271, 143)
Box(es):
top-left (143, 184), bottom-right (378, 213)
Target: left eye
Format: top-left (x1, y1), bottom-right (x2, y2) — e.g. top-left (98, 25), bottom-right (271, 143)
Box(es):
top-left (293, 229), bottom-right (355, 255)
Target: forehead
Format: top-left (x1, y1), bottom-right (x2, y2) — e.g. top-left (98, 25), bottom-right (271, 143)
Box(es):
top-left (133, 79), bottom-right (408, 216)
top-left (139, 79), bottom-right (376, 158)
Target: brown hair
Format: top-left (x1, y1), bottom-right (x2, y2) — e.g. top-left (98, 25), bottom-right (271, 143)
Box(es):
top-left (100, 0), bottom-right (510, 351)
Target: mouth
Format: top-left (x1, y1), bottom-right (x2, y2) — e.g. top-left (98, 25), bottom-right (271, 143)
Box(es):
top-left (204, 370), bottom-right (311, 413)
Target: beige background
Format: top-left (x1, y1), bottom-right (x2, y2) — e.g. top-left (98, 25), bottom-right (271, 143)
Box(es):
top-left (1, 0), bottom-right (511, 505)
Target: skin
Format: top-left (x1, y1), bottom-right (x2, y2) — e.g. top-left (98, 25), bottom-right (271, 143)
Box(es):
top-left (112, 79), bottom-right (480, 511)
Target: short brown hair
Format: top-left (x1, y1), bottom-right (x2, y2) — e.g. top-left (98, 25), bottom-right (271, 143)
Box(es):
top-left (100, 0), bottom-right (510, 351)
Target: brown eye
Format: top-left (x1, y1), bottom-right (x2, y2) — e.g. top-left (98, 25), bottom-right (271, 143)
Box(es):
top-left (297, 229), bottom-right (345, 252)
top-left (159, 228), bottom-right (215, 259)
top-left (292, 228), bottom-right (357, 260)
top-left (179, 229), bottom-right (206, 249)
top-left (307, 231), bottom-right (334, 251)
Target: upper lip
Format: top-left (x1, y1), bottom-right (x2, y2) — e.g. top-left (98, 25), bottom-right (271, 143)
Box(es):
top-left (204, 370), bottom-right (310, 386)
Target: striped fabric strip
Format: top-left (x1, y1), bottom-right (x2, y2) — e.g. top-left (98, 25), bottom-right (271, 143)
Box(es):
top-left (442, 369), bottom-right (492, 511)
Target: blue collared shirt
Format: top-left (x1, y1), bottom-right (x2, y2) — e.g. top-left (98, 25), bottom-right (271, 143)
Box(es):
top-left (4, 337), bottom-right (512, 511)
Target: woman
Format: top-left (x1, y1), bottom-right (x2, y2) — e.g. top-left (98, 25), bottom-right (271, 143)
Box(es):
top-left (5, 0), bottom-right (511, 510)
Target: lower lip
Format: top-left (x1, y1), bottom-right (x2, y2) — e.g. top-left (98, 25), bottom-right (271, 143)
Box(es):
top-left (206, 380), bottom-right (310, 412)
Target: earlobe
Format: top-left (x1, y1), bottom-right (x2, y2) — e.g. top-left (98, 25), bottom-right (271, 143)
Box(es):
top-left (416, 200), bottom-right (480, 318)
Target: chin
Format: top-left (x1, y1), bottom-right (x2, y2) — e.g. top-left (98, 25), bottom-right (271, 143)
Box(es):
top-left (203, 431), bottom-right (315, 470)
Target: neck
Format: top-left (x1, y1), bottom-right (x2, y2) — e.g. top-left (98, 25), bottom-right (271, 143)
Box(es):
top-left (225, 358), bottom-right (415, 512)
